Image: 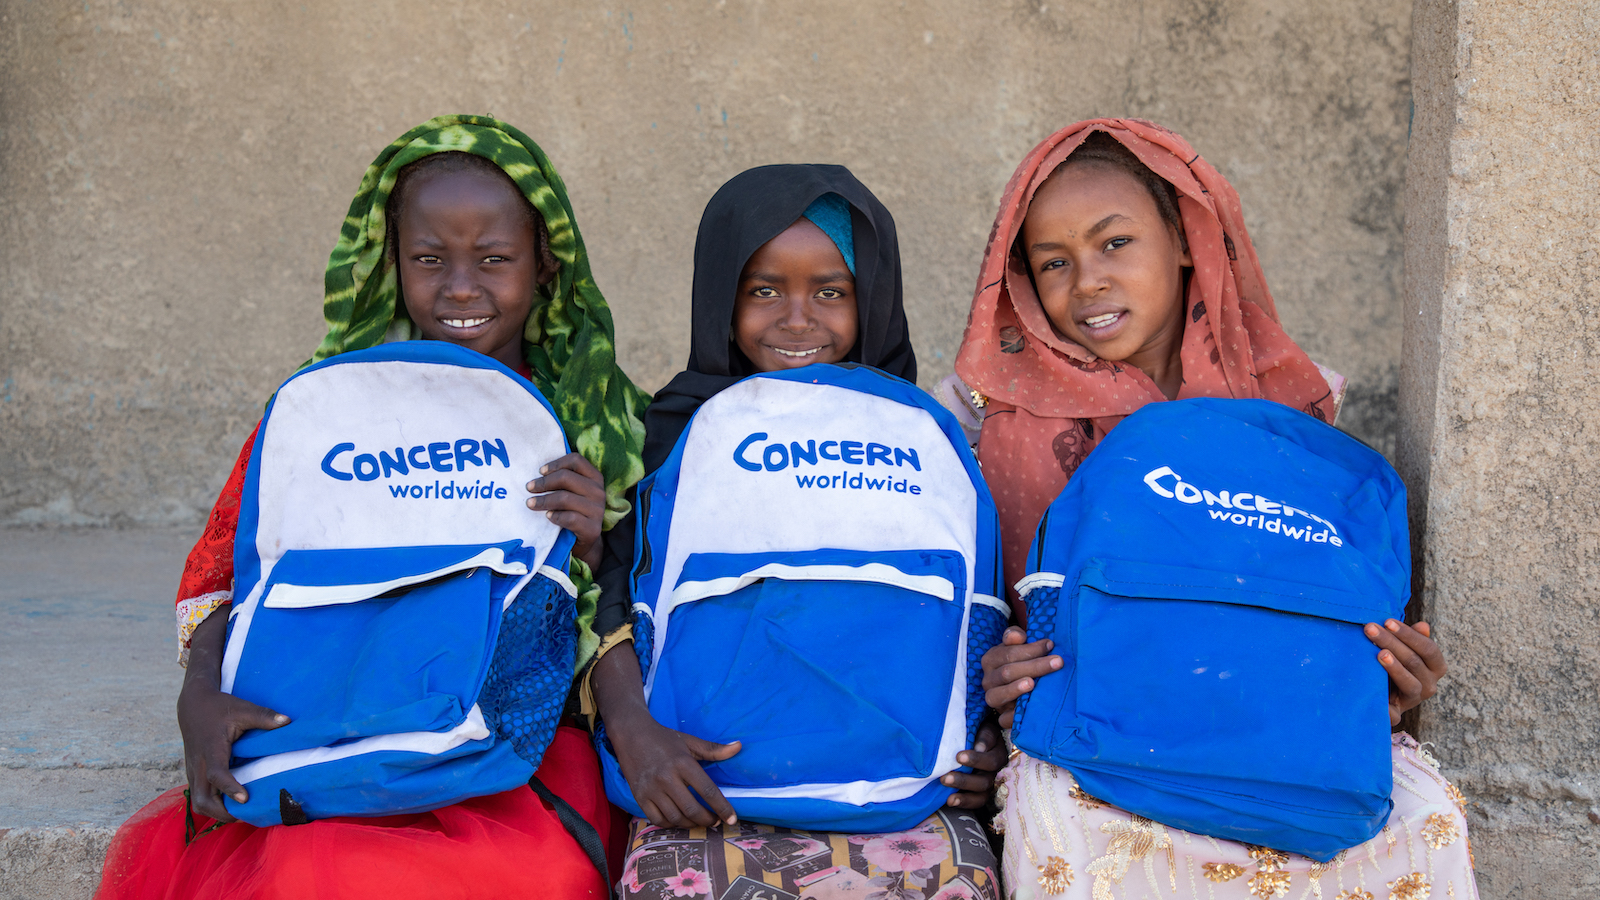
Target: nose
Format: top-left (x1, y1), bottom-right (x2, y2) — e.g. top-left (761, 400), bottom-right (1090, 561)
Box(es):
top-left (1070, 255), bottom-right (1110, 299)
top-left (776, 297), bottom-right (815, 332)
top-left (444, 264), bottom-right (479, 304)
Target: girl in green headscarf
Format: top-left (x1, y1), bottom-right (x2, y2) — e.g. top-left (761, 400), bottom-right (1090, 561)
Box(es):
top-left (98, 115), bottom-right (647, 900)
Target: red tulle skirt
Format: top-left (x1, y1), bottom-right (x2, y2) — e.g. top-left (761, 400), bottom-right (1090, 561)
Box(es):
top-left (96, 727), bottom-right (625, 900)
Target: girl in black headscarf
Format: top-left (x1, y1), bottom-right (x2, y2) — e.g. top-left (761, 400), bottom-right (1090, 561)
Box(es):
top-left (587, 165), bottom-right (1006, 899)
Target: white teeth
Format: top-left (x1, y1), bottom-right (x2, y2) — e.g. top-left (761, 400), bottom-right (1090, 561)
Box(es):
top-left (1084, 312), bottom-right (1121, 328)
top-left (773, 346), bottom-right (823, 358)
top-left (442, 317), bottom-right (491, 328)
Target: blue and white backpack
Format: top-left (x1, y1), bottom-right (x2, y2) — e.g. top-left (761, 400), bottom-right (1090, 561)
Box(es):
top-left (598, 364), bottom-right (1007, 833)
top-left (219, 342), bottom-right (581, 827)
top-left (1010, 398), bottom-right (1409, 861)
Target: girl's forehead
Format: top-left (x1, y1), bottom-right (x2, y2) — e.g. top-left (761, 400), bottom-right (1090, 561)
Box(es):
top-left (1025, 164), bottom-right (1159, 223)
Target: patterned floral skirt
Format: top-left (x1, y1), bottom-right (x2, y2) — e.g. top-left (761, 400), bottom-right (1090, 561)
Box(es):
top-left (618, 810), bottom-right (1000, 900)
top-left (993, 734), bottom-right (1477, 900)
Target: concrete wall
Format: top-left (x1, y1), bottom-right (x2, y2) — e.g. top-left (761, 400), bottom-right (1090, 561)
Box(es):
top-left (1401, 1), bottom-right (1600, 896)
top-left (0, 0), bottom-right (1413, 526)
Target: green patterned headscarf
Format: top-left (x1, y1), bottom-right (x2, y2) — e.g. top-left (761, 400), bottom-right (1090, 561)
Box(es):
top-left (307, 114), bottom-right (648, 530)
top-left (305, 115), bottom-right (649, 671)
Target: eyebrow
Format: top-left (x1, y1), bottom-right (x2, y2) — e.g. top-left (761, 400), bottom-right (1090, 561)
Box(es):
top-left (1027, 213), bottom-right (1134, 254)
top-left (743, 270), bottom-right (854, 284)
top-left (1086, 213), bottom-right (1133, 239)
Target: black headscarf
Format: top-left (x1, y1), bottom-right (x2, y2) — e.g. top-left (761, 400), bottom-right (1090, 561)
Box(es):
top-left (593, 164), bottom-right (915, 638)
top-left (641, 164), bottom-right (916, 471)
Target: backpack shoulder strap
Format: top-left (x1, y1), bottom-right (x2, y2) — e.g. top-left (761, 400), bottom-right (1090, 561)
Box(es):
top-left (527, 774), bottom-right (613, 898)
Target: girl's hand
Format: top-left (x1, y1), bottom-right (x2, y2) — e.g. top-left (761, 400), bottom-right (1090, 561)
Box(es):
top-left (177, 609), bottom-right (289, 823)
top-left (611, 716), bottom-right (742, 829)
top-left (981, 626), bottom-right (1063, 728)
top-left (526, 452), bottom-right (606, 571)
top-left (1364, 619), bottom-right (1447, 726)
top-left (942, 719), bottom-right (1006, 809)
top-left (593, 642), bottom-right (741, 828)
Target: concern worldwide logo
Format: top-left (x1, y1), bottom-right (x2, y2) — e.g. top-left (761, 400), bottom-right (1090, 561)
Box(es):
top-left (732, 432), bottom-right (926, 495)
top-left (320, 438), bottom-right (514, 501)
top-left (1142, 466), bottom-right (1345, 547)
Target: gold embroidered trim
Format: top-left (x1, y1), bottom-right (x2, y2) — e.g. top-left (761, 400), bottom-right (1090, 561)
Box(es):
top-left (1038, 856), bottom-right (1074, 893)
top-left (1068, 782), bottom-right (1107, 811)
top-left (1249, 847), bottom-right (1290, 872)
top-left (970, 390), bottom-right (989, 410)
top-left (1248, 869), bottom-right (1293, 898)
top-left (1008, 759), bottom-right (1069, 896)
top-left (175, 591), bottom-right (232, 667)
top-left (1202, 862), bottom-right (1247, 882)
top-left (1334, 891), bottom-right (1374, 900)
top-left (1387, 872), bottom-right (1431, 900)
top-left (1086, 815), bottom-right (1173, 900)
top-left (1421, 813), bottom-right (1460, 849)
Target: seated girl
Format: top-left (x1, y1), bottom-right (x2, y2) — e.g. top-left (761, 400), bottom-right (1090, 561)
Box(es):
top-left (586, 164), bottom-right (1007, 900)
top-left (955, 120), bottom-right (1476, 899)
top-left (95, 115), bottom-right (649, 900)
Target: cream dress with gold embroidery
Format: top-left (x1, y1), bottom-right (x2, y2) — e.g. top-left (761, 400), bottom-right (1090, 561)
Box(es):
top-left (994, 734), bottom-right (1477, 900)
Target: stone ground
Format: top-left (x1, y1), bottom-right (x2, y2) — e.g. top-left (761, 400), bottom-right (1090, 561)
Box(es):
top-left (0, 527), bottom-right (195, 899)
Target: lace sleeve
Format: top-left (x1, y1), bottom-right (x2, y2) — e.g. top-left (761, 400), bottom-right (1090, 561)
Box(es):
top-left (175, 424), bottom-right (257, 666)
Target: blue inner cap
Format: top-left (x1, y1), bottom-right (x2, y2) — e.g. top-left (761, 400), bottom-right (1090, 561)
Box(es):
top-left (801, 193), bottom-right (855, 276)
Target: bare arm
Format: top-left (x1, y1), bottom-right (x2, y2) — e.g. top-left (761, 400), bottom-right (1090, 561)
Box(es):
top-left (176, 608), bottom-right (288, 823)
top-left (592, 642), bottom-right (742, 828)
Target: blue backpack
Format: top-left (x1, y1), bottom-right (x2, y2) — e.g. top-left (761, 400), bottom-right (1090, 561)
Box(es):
top-left (219, 343), bottom-right (580, 827)
top-left (1010, 398), bottom-right (1408, 861)
top-left (598, 364), bottom-right (1007, 833)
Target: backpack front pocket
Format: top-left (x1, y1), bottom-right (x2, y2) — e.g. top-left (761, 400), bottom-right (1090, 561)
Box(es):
top-left (230, 544), bottom-right (535, 760)
top-left (649, 548), bottom-right (967, 791)
top-left (1037, 558), bottom-right (1393, 810)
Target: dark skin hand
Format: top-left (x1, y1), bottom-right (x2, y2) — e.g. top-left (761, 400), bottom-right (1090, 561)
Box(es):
top-left (177, 608), bottom-right (289, 823)
top-left (592, 643), bottom-right (1007, 826)
top-left (526, 452), bottom-right (607, 571)
top-left (984, 620), bottom-right (1448, 729)
top-left (592, 644), bottom-right (743, 828)
top-left (1365, 619), bottom-right (1448, 726)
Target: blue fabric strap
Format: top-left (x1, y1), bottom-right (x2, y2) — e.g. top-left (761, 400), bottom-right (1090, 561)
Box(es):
top-left (802, 193), bottom-right (856, 275)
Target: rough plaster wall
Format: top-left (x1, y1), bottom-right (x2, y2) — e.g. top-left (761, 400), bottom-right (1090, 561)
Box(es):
top-left (0, 0), bottom-right (1412, 525)
top-left (1401, 1), bottom-right (1600, 896)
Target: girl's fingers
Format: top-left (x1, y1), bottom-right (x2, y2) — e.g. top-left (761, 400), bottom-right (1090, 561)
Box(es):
top-left (527, 467), bottom-right (606, 502)
top-left (682, 766), bottom-right (739, 826)
top-left (957, 748), bottom-right (1006, 773)
top-left (544, 451), bottom-right (604, 482)
top-left (1002, 626), bottom-right (1028, 645)
top-left (686, 736), bottom-right (742, 763)
top-left (942, 770), bottom-right (994, 793)
top-left (986, 656), bottom-right (1061, 692)
top-left (538, 508), bottom-right (602, 541)
top-left (946, 788), bottom-right (989, 809)
top-left (525, 488), bottom-right (605, 517)
top-left (651, 791), bottom-right (693, 829)
top-left (986, 677), bottom-right (1034, 711)
top-left (231, 701), bottom-right (290, 738)
top-left (666, 780), bottom-right (718, 828)
top-left (1382, 649), bottom-right (1425, 708)
top-left (639, 797), bottom-right (668, 829)
top-left (1391, 620), bottom-right (1448, 677)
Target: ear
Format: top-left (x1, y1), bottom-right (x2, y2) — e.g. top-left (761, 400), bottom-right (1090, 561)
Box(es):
top-left (1175, 226), bottom-right (1193, 268)
top-left (534, 218), bottom-right (560, 287)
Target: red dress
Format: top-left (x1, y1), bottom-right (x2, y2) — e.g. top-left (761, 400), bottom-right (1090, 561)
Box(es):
top-left (98, 418), bottom-right (627, 899)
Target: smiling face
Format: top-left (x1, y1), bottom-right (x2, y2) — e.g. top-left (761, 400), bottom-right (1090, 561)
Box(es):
top-left (1021, 161), bottom-right (1192, 392)
top-left (732, 218), bottom-right (859, 372)
top-left (395, 166), bottom-right (556, 369)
